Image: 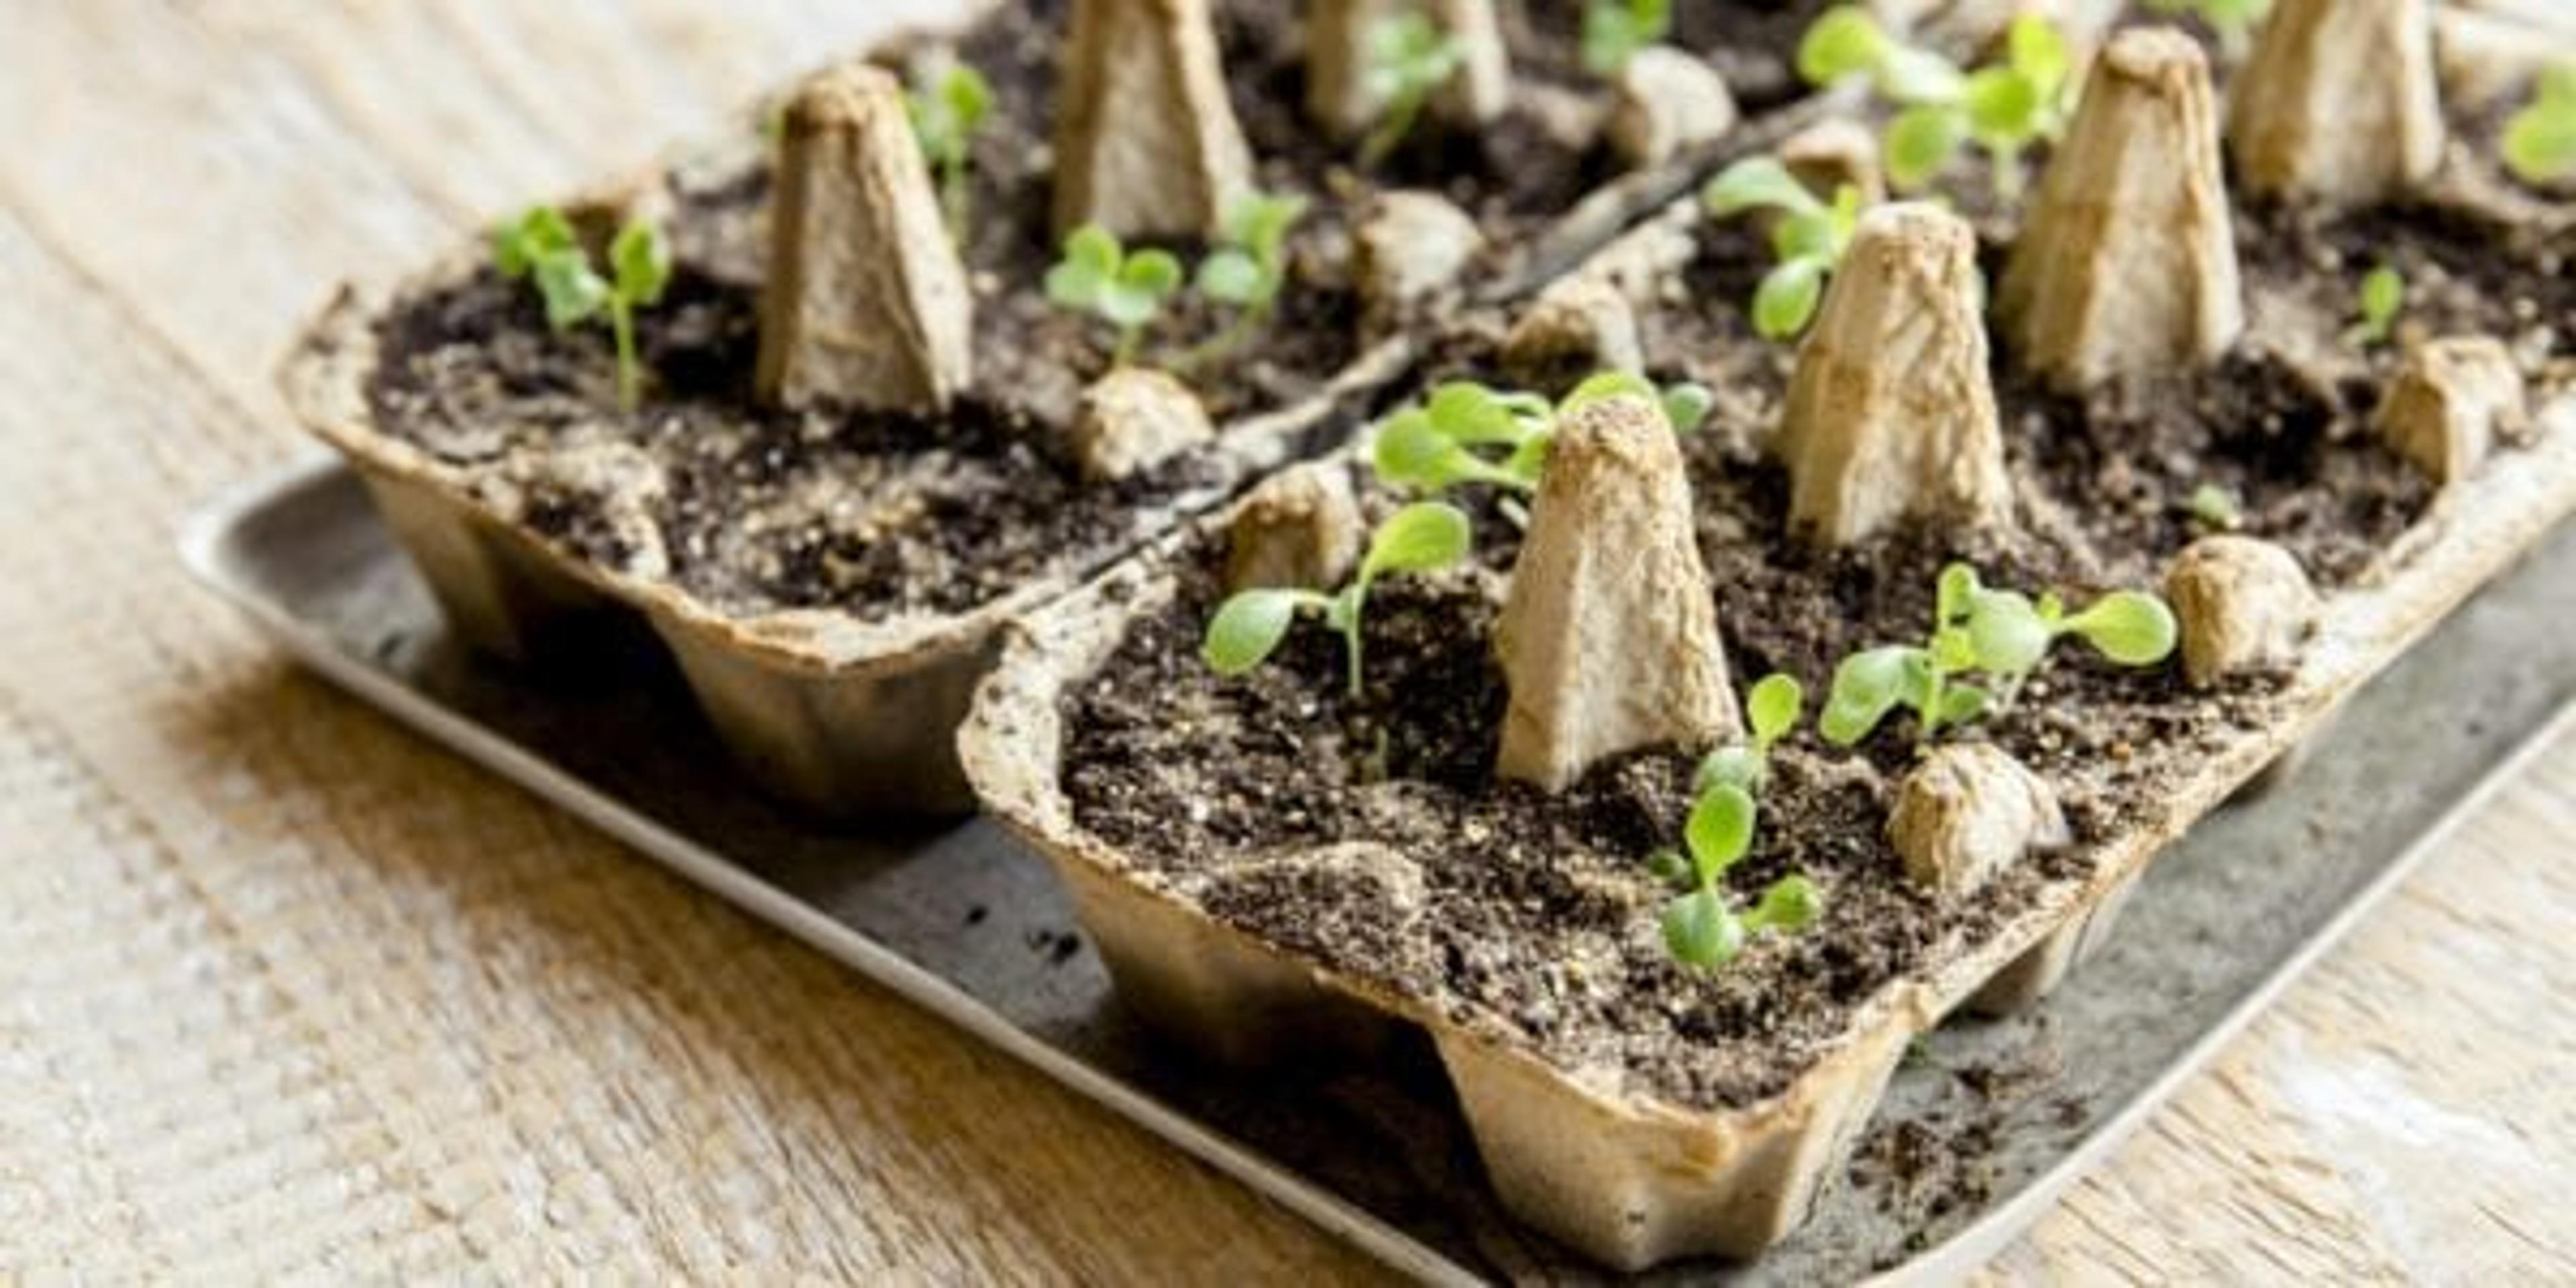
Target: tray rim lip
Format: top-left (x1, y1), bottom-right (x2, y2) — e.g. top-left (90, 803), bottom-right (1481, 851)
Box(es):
top-left (177, 453), bottom-right (2573, 1286)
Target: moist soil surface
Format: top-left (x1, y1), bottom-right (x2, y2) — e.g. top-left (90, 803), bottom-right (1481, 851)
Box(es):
top-left (1060, 170), bottom-right (2567, 1109)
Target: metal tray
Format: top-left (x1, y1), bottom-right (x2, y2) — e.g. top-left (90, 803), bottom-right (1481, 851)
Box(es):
top-left (180, 455), bottom-right (2575, 1285)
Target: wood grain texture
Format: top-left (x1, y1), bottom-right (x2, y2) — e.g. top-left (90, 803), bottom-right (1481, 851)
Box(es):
top-left (0, 2), bottom-right (2565, 1282)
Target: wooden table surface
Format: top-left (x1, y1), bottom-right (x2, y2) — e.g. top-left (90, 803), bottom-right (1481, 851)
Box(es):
top-left (3, 3), bottom-right (2569, 1281)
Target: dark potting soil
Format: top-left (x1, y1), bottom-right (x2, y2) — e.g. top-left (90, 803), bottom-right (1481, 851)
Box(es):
top-left (1058, 170), bottom-right (2567, 1110)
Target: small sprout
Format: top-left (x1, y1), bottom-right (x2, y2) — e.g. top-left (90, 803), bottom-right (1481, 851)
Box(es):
top-left (1581, 0), bottom-right (1673, 78)
top-left (1799, 7), bottom-right (2072, 200)
top-left (2503, 64), bottom-right (2576, 185)
top-left (492, 206), bottom-right (672, 411)
top-left (1658, 783), bottom-right (1824, 970)
top-left (1373, 372), bottom-right (1714, 499)
top-left (1360, 12), bottom-right (1466, 168)
top-left (1185, 189), bottom-right (1312, 366)
top-left (1703, 156), bottom-right (1864, 339)
top-left (2347, 264), bottom-right (2405, 348)
top-left (2143, 0), bottom-right (2274, 59)
top-left (1821, 562), bottom-right (2178, 747)
top-left (1696, 672), bottom-right (1805, 793)
top-left (1045, 224), bottom-right (1183, 368)
top-left (1203, 501), bottom-right (1472, 698)
top-left (2187, 482), bottom-right (2244, 532)
top-left (906, 64), bottom-right (995, 239)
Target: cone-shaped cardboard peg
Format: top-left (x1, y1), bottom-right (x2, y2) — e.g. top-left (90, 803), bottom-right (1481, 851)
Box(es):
top-left (1052, 0), bottom-right (1254, 240)
top-left (1224, 464), bottom-right (1363, 592)
top-left (1607, 47), bottom-right (1737, 169)
top-left (1307, 0), bottom-right (1511, 140)
top-left (756, 63), bottom-right (975, 413)
top-left (1890, 745), bottom-right (2069, 898)
top-left (1999, 28), bottom-right (2243, 392)
top-left (1496, 394), bottom-right (1740, 791)
top-left (2228, 0), bottom-right (2443, 206)
top-left (1776, 202), bottom-right (2014, 545)
top-left (2165, 535), bottom-right (2321, 687)
top-left (2376, 335), bottom-right (2529, 484)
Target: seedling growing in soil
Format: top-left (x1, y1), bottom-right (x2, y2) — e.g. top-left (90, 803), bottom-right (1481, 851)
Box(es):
top-left (1203, 501), bottom-right (1473, 698)
top-left (1820, 563), bottom-right (2178, 746)
top-left (1372, 373), bottom-right (1713, 496)
top-left (906, 64), bottom-right (994, 238)
top-left (2346, 264), bottom-right (2405, 348)
top-left (1186, 189), bottom-right (1311, 366)
top-left (2502, 65), bottom-right (2576, 185)
top-left (1581, 0), bottom-right (1672, 77)
top-left (1703, 156), bottom-right (1864, 339)
top-left (1696, 674), bottom-right (1805, 793)
top-left (2143, 0), bottom-right (2273, 58)
top-left (2186, 482), bottom-right (2245, 532)
top-left (492, 205), bottom-right (672, 412)
top-left (1046, 224), bottom-right (1184, 367)
top-left (1799, 8), bottom-right (2073, 199)
top-left (1658, 783), bottom-right (1825, 970)
top-left (1360, 12), bottom-right (1466, 168)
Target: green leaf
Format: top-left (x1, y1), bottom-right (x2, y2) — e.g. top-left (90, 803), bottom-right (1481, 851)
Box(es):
top-left (1195, 249), bottom-right (1264, 305)
top-left (2353, 264), bottom-right (2404, 344)
top-left (2067, 591), bottom-right (2180, 666)
top-left (1430, 382), bottom-right (1546, 445)
top-left (1646, 848), bottom-right (1695, 888)
top-left (610, 219), bottom-right (671, 305)
top-left (1939, 682), bottom-right (1990, 728)
top-left (1745, 873), bottom-right (1823, 933)
top-left (1935, 563), bottom-right (1980, 626)
top-left (493, 206), bottom-right (577, 279)
top-left (1886, 105), bottom-right (1969, 191)
top-left (1661, 382), bottom-right (1715, 435)
top-left (1044, 225), bottom-right (1118, 309)
top-left (532, 252), bottom-right (610, 329)
top-left (1820, 645), bottom-right (1919, 746)
top-left (1362, 502), bottom-right (1473, 580)
top-left (1752, 258), bottom-right (1827, 340)
top-left (1703, 156), bottom-right (1825, 219)
top-left (1663, 888), bottom-right (1745, 968)
top-left (2188, 482), bottom-right (2244, 531)
top-left (1372, 411), bottom-right (1469, 490)
top-left (2006, 15), bottom-right (2070, 97)
top-left (1581, 0), bottom-right (1668, 77)
top-left (943, 65), bottom-right (994, 131)
top-left (1771, 208), bottom-right (1843, 264)
top-left (1684, 782), bottom-right (1758, 883)
top-left (1965, 588), bottom-right (2051, 677)
top-left (1203, 589), bottom-right (1310, 675)
top-left (1878, 44), bottom-right (1967, 104)
top-left (1694, 745), bottom-right (1764, 794)
top-left (1964, 67), bottom-right (2043, 146)
top-left (1796, 7), bottom-right (1889, 87)
top-left (2504, 64), bottom-right (2576, 183)
top-left (1067, 224), bottom-right (1120, 276)
top-left (1747, 673), bottom-right (1804, 748)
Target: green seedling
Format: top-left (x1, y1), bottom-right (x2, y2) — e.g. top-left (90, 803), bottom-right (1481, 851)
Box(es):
top-left (1800, 7), bottom-right (2073, 200)
top-left (1202, 501), bottom-right (1473, 698)
top-left (2347, 264), bottom-right (2405, 349)
top-left (906, 64), bottom-right (995, 239)
top-left (1360, 11), bottom-right (1466, 168)
top-left (1186, 189), bottom-right (1311, 366)
top-left (2187, 482), bottom-right (2244, 532)
top-left (1372, 372), bottom-right (1714, 498)
top-left (1657, 783), bottom-right (1825, 970)
top-left (2503, 64), bottom-right (2576, 186)
top-left (1695, 674), bottom-right (1805, 794)
top-left (2143, 0), bottom-right (2273, 58)
top-left (1045, 224), bottom-right (1183, 367)
top-left (1582, 0), bottom-right (1673, 77)
top-left (1703, 156), bottom-right (1865, 339)
top-left (1820, 563), bottom-right (2178, 747)
top-left (492, 206), bottom-right (672, 412)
